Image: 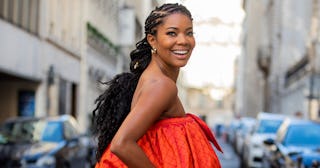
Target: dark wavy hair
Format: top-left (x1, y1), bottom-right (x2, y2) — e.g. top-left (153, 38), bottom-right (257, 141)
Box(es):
top-left (92, 3), bottom-right (193, 161)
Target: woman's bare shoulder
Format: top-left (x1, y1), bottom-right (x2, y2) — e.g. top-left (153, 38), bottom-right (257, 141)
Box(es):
top-left (143, 74), bottom-right (177, 94)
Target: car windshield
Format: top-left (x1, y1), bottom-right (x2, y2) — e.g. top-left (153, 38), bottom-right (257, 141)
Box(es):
top-left (284, 124), bottom-right (320, 147)
top-left (42, 121), bottom-right (64, 142)
top-left (0, 119), bottom-right (64, 143)
top-left (256, 119), bottom-right (283, 133)
top-left (239, 120), bottom-right (255, 134)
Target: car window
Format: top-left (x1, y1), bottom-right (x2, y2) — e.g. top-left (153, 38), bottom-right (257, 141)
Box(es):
top-left (284, 124), bottom-right (320, 146)
top-left (41, 121), bottom-right (64, 142)
top-left (256, 119), bottom-right (283, 133)
top-left (1, 120), bottom-right (44, 143)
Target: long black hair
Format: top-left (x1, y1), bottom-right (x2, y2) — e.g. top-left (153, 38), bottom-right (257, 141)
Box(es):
top-left (92, 3), bottom-right (193, 161)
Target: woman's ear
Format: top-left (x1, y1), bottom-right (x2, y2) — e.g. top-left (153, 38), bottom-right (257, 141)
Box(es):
top-left (147, 34), bottom-right (156, 47)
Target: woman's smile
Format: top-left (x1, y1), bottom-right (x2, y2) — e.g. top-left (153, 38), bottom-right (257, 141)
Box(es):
top-left (171, 49), bottom-right (190, 59)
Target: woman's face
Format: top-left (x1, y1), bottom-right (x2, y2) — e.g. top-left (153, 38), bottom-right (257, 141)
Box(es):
top-left (148, 13), bottom-right (195, 68)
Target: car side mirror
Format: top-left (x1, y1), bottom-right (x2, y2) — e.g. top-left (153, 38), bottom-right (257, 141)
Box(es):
top-left (263, 138), bottom-right (274, 146)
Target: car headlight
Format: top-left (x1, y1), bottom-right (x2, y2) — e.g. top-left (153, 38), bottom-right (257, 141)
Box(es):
top-left (36, 155), bottom-right (56, 167)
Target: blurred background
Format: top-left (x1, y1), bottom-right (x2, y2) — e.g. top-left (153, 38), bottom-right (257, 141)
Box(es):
top-left (0, 0), bottom-right (320, 167)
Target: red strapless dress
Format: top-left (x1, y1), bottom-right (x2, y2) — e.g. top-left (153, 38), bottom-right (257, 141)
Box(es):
top-left (95, 113), bottom-right (223, 168)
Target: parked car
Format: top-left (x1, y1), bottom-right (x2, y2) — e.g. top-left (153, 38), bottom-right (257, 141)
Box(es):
top-left (235, 117), bottom-right (256, 155)
top-left (226, 118), bottom-right (241, 148)
top-left (262, 118), bottom-right (320, 168)
top-left (0, 115), bottom-right (93, 168)
top-left (242, 112), bottom-right (286, 168)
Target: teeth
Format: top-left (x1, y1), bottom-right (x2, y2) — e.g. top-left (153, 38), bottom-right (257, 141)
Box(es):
top-left (173, 50), bottom-right (188, 54)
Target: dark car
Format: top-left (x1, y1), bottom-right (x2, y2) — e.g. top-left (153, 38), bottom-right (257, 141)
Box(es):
top-left (0, 115), bottom-right (92, 168)
top-left (262, 118), bottom-right (320, 168)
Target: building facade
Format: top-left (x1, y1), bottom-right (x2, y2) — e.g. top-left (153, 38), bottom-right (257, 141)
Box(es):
top-left (0, 0), bottom-right (161, 131)
top-left (235, 0), bottom-right (266, 118)
top-left (239, 0), bottom-right (320, 120)
top-left (0, 0), bottom-right (80, 123)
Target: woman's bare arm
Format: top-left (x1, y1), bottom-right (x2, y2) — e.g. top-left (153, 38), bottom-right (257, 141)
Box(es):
top-left (110, 77), bottom-right (177, 168)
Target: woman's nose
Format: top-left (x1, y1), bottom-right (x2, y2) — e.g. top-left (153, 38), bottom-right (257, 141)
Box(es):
top-left (177, 34), bottom-right (188, 44)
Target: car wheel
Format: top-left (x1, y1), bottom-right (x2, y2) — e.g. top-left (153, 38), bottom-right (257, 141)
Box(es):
top-left (62, 162), bottom-right (70, 168)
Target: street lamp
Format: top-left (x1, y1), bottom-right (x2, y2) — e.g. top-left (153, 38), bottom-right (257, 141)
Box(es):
top-left (47, 65), bottom-right (55, 85)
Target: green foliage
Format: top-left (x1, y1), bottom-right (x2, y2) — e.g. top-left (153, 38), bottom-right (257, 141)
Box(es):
top-left (87, 22), bottom-right (119, 53)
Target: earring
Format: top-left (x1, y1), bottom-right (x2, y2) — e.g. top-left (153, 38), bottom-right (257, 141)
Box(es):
top-left (151, 47), bottom-right (157, 54)
top-left (134, 61), bottom-right (139, 69)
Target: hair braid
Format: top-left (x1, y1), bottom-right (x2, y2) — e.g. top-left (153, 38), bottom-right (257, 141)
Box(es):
top-left (92, 3), bottom-right (193, 162)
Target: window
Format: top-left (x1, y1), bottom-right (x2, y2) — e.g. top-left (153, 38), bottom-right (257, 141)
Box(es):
top-left (0, 0), bottom-right (5, 18)
top-left (29, 0), bottom-right (39, 34)
top-left (18, 90), bottom-right (35, 117)
top-left (59, 78), bottom-right (67, 115)
top-left (21, 0), bottom-right (30, 29)
top-left (0, 0), bottom-right (39, 35)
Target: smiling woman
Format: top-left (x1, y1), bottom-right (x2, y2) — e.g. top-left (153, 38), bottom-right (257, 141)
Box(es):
top-left (93, 3), bottom-right (222, 168)
top-left (147, 12), bottom-right (195, 70)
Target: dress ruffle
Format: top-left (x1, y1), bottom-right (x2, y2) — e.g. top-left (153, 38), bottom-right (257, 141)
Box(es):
top-left (95, 113), bottom-right (222, 168)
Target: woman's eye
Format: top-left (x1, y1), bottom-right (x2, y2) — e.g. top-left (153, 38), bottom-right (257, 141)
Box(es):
top-left (187, 31), bottom-right (194, 36)
top-left (167, 32), bottom-right (176, 36)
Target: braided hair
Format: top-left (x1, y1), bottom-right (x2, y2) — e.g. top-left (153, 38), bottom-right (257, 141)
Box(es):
top-left (92, 3), bottom-right (193, 161)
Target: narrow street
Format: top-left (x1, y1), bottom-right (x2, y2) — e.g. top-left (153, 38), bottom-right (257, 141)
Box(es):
top-left (214, 137), bottom-right (241, 168)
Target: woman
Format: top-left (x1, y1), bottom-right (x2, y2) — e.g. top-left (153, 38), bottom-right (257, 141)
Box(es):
top-left (93, 3), bottom-right (222, 168)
